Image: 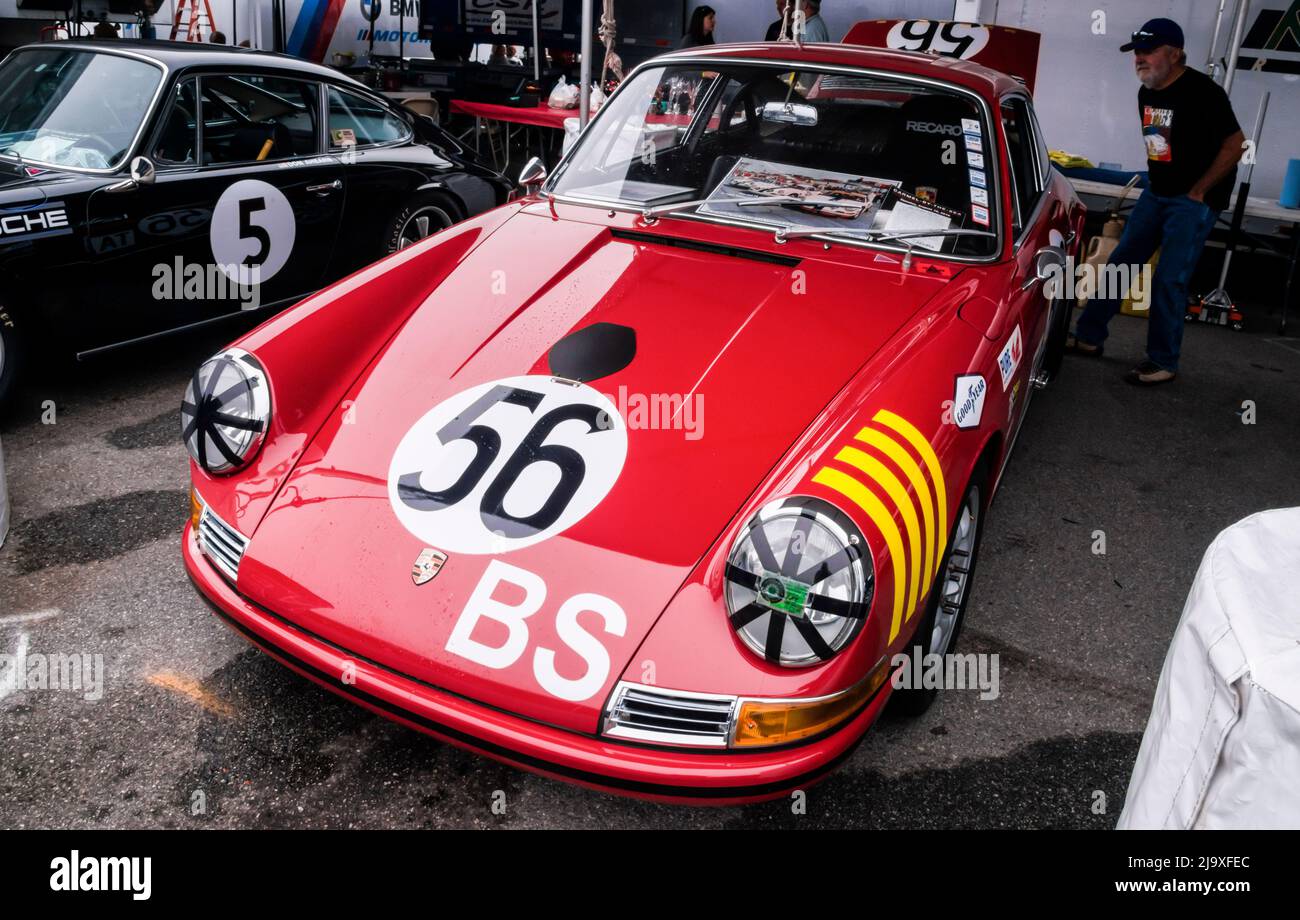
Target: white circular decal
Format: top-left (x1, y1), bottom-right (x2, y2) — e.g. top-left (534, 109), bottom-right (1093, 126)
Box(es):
top-left (210, 179), bottom-right (296, 284)
top-left (388, 375), bottom-right (628, 554)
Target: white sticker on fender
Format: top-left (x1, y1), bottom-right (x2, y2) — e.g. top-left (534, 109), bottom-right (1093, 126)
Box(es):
top-left (210, 179), bottom-right (296, 284)
top-left (998, 326), bottom-right (1023, 390)
top-left (953, 374), bottom-right (987, 429)
top-left (388, 375), bottom-right (628, 554)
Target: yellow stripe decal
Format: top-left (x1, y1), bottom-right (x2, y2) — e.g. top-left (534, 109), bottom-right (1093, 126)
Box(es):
top-left (812, 466), bottom-right (908, 642)
top-left (853, 426), bottom-right (935, 590)
top-left (873, 409), bottom-right (947, 580)
top-left (834, 446), bottom-right (921, 624)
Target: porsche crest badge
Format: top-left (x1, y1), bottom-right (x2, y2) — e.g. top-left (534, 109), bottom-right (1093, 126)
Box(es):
top-left (412, 548), bottom-right (447, 585)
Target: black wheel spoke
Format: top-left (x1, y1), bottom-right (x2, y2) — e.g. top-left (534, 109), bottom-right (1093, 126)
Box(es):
top-left (792, 616), bottom-right (835, 660)
top-left (763, 612), bottom-right (787, 663)
top-left (724, 562), bottom-right (759, 592)
top-left (211, 410), bottom-right (261, 432)
top-left (796, 541), bottom-right (860, 586)
top-left (806, 592), bottom-right (865, 619)
top-left (780, 513), bottom-right (814, 577)
top-left (728, 602), bottom-right (766, 630)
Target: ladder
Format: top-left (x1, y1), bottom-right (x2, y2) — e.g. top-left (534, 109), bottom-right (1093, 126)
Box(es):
top-left (170, 0), bottom-right (218, 42)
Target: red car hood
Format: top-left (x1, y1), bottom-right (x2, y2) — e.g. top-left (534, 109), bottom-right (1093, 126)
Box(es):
top-left (237, 210), bottom-right (950, 732)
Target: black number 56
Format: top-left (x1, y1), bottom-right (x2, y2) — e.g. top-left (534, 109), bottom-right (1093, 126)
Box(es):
top-left (397, 385), bottom-right (615, 539)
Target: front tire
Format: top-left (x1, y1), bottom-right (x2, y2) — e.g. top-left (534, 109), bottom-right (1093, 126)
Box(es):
top-left (889, 460), bottom-right (989, 717)
top-left (0, 308), bottom-right (20, 410)
top-left (383, 192), bottom-right (459, 254)
top-left (1041, 293), bottom-right (1074, 382)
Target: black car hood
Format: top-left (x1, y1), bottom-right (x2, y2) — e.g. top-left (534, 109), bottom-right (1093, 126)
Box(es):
top-left (0, 160), bottom-right (85, 203)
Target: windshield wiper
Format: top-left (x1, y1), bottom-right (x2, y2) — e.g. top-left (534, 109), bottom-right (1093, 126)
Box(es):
top-left (643, 195), bottom-right (871, 224)
top-left (772, 226), bottom-right (996, 268)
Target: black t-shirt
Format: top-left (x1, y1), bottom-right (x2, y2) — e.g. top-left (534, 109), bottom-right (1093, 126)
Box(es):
top-left (1137, 67), bottom-right (1241, 211)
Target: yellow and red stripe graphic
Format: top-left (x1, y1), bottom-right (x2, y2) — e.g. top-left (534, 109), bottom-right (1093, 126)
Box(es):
top-left (812, 410), bottom-right (947, 643)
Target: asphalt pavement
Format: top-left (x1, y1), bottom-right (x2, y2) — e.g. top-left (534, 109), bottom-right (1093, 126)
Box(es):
top-left (1, 309), bottom-right (1297, 828)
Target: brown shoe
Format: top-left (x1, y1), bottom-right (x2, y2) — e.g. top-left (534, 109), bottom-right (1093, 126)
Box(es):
top-left (1123, 360), bottom-right (1177, 386)
top-left (1066, 334), bottom-right (1103, 357)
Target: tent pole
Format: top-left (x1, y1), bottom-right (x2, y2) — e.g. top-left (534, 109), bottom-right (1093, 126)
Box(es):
top-left (580, 0), bottom-right (593, 127)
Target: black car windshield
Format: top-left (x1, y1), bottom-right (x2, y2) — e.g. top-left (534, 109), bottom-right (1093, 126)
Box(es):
top-left (548, 62), bottom-right (999, 258)
top-left (0, 48), bottom-right (162, 170)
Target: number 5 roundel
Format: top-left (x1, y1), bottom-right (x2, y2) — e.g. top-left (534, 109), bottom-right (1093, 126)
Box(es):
top-left (387, 376), bottom-right (629, 553)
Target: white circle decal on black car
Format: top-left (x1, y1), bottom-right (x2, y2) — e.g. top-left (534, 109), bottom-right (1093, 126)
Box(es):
top-left (210, 179), bottom-right (296, 284)
top-left (388, 375), bottom-right (628, 554)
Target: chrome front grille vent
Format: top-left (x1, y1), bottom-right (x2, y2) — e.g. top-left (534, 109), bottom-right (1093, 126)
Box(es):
top-left (602, 682), bottom-right (737, 748)
top-left (197, 504), bottom-right (249, 581)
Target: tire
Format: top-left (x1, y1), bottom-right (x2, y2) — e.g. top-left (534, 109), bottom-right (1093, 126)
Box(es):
top-left (888, 459), bottom-right (990, 717)
top-left (383, 192), bottom-right (459, 255)
top-left (0, 307), bottom-right (20, 411)
top-left (1040, 293), bottom-right (1074, 383)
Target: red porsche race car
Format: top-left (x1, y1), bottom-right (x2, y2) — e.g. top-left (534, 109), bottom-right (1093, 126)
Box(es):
top-left (181, 42), bottom-right (1084, 803)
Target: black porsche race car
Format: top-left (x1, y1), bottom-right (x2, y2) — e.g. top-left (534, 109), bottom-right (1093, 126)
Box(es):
top-left (0, 40), bottom-right (510, 405)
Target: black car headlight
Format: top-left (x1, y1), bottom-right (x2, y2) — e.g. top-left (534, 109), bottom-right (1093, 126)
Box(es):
top-left (724, 496), bottom-right (873, 667)
top-left (181, 348), bottom-right (271, 474)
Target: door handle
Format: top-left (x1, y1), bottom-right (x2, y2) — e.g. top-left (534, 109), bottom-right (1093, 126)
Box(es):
top-left (307, 180), bottom-right (342, 193)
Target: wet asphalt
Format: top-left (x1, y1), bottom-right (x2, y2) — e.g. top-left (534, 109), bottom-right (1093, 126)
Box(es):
top-left (1, 307), bottom-right (1297, 829)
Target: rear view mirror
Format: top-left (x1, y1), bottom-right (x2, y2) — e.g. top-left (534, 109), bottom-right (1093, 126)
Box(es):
top-left (761, 101), bottom-right (818, 127)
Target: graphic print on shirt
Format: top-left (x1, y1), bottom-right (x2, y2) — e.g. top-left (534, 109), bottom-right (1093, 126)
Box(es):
top-left (1143, 106), bottom-right (1173, 162)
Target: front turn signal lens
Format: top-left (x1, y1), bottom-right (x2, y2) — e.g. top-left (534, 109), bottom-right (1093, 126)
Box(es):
top-left (190, 489), bottom-right (203, 529)
top-left (733, 657), bottom-right (890, 748)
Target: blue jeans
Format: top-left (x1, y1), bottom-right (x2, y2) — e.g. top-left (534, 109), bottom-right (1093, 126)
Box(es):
top-left (1074, 189), bottom-right (1219, 372)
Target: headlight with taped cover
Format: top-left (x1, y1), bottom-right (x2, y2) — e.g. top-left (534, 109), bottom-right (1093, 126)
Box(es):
top-left (724, 496), bottom-right (873, 667)
top-left (181, 348), bottom-right (271, 474)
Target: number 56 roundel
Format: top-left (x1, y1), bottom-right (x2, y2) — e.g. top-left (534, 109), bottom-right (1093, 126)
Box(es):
top-left (387, 375), bottom-right (628, 553)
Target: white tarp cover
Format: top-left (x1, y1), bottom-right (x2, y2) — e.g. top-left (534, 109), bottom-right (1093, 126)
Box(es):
top-left (1119, 508), bottom-right (1300, 829)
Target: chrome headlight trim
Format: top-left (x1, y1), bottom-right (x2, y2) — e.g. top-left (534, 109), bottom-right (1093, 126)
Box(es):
top-left (181, 348), bottom-right (271, 475)
top-left (724, 495), bottom-right (874, 668)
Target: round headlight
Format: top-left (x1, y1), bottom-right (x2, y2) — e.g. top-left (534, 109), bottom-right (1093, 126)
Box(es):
top-left (181, 348), bottom-right (271, 474)
top-left (724, 496), bottom-right (873, 667)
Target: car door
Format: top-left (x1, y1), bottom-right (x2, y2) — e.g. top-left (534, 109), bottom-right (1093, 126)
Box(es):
top-left (81, 69), bottom-right (344, 353)
top-left (323, 84), bottom-right (429, 276)
top-left (999, 94), bottom-right (1065, 427)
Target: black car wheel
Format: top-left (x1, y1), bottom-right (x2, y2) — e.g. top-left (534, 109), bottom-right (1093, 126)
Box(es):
top-left (889, 458), bottom-right (990, 717)
top-left (1041, 293), bottom-right (1075, 383)
top-left (384, 192), bottom-right (459, 254)
top-left (0, 308), bottom-right (20, 409)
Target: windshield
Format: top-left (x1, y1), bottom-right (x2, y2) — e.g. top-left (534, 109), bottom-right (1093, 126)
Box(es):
top-left (549, 62), bottom-right (999, 258)
top-left (0, 48), bottom-right (162, 170)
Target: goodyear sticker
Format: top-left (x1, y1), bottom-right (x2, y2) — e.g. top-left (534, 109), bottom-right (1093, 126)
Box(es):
top-left (964, 132), bottom-right (983, 152)
top-left (811, 410), bottom-right (948, 643)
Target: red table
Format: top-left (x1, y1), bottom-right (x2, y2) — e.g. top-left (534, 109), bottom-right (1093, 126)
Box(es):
top-left (450, 100), bottom-right (576, 170)
top-left (450, 99), bottom-right (575, 131)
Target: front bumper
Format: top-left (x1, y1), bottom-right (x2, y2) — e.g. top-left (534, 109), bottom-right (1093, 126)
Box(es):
top-left (182, 523), bottom-right (891, 804)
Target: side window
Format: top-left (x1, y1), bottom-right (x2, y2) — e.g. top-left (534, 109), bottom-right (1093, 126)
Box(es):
top-left (326, 87), bottom-right (409, 149)
top-left (1001, 97), bottom-right (1043, 233)
top-left (199, 74), bottom-right (320, 165)
top-left (153, 77), bottom-right (198, 165)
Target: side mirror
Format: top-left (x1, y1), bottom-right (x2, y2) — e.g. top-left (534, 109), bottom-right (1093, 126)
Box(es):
top-left (517, 156), bottom-right (547, 194)
top-left (1023, 245), bottom-right (1067, 292)
top-left (130, 156), bottom-right (156, 186)
top-left (105, 156), bottom-right (156, 194)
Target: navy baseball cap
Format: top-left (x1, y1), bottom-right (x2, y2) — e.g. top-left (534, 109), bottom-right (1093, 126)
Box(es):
top-left (1121, 18), bottom-right (1185, 53)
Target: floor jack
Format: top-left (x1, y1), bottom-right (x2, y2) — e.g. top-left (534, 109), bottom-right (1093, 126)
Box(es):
top-left (1187, 92), bottom-right (1269, 331)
